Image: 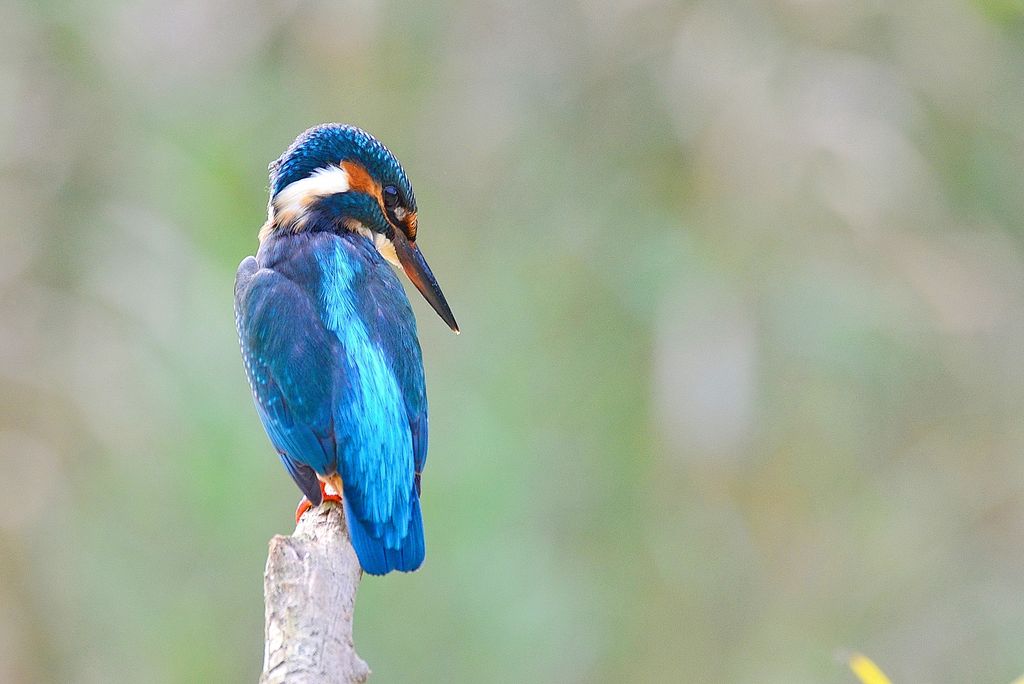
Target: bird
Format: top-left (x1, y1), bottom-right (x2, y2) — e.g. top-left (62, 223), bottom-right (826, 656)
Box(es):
top-left (234, 124), bottom-right (458, 575)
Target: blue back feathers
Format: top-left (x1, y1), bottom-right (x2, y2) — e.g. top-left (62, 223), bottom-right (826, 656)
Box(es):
top-left (235, 229), bottom-right (428, 574)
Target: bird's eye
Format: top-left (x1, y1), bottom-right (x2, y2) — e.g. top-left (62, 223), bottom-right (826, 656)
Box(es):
top-left (383, 185), bottom-right (399, 209)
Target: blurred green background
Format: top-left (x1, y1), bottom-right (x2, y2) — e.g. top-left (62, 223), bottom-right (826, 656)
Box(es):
top-left (2, 0), bottom-right (1024, 682)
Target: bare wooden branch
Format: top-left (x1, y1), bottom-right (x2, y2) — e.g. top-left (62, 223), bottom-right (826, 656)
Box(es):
top-left (260, 502), bottom-right (370, 683)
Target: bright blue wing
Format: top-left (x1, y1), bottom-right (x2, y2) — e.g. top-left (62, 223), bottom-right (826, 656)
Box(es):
top-left (356, 255), bottom-right (429, 483)
top-left (313, 237), bottom-right (425, 573)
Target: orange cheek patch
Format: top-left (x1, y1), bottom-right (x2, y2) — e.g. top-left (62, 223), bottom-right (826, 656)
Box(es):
top-left (341, 160), bottom-right (385, 212)
top-left (340, 160), bottom-right (414, 239)
top-left (404, 212), bottom-right (418, 239)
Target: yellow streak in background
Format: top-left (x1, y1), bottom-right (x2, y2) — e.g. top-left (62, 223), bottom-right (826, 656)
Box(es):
top-left (848, 652), bottom-right (893, 684)
top-left (845, 651), bottom-right (1024, 684)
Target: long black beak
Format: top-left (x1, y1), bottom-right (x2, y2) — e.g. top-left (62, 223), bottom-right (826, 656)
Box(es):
top-left (392, 230), bottom-right (459, 333)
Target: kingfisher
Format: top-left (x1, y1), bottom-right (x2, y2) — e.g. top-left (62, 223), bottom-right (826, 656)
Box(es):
top-left (234, 124), bottom-right (458, 575)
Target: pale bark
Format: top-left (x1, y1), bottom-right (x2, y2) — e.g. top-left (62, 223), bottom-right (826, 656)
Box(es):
top-left (260, 502), bottom-right (370, 683)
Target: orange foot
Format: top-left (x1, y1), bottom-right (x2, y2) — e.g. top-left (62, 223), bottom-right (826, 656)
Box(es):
top-left (295, 480), bottom-right (343, 523)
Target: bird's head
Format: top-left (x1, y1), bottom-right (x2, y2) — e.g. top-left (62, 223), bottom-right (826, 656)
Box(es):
top-left (262, 123), bottom-right (458, 333)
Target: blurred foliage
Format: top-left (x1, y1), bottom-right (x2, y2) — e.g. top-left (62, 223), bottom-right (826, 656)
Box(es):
top-left (2, 0), bottom-right (1024, 682)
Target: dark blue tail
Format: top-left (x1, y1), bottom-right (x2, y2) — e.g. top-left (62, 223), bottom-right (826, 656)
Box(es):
top-left (343, 496), bottom-right (425, 575)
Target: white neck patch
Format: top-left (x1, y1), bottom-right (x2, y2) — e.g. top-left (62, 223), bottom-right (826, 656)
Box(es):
top-left (351, 222), bottom-right (402, 267)
top-left (261, 165), bottom-right (402, 268)
top-left (270, 165), bottom-right (352, 229)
